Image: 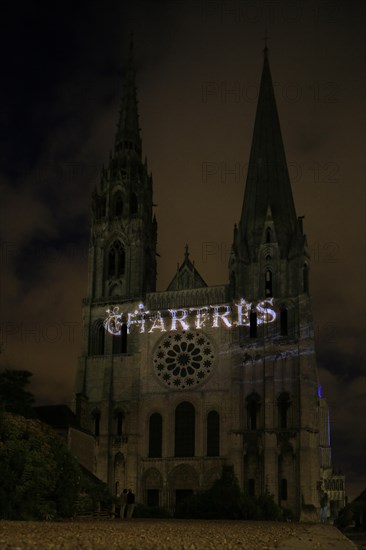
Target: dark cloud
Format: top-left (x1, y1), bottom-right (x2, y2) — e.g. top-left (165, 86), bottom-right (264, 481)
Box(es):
top-left (318, 346), bottom-right (366, 383)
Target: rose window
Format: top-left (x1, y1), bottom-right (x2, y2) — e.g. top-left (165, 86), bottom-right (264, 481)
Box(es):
top-left (153, 331), bottom-right (215, 390)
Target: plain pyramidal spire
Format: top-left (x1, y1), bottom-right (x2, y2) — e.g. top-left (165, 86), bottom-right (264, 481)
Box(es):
top-left (239, 43), bottom-right (300, 257)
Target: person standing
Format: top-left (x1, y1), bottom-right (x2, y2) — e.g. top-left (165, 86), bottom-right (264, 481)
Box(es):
top-left (120, 489), bottom-right (128, 519)
top-left (126, 489), bottom-right (135, 519)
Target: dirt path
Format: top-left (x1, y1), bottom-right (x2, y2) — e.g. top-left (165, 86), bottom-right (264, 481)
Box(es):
top-left (0, 519), bottom-right (357, 549)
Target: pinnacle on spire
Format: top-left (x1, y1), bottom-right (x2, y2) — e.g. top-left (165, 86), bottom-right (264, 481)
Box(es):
top-left (114, 33), bottom-right (142, 158)
top-left (184, 244), bottom-right (189, 261)
top-left (238, 47), bottom-right (300, 258)
top-left (263, 29), bottom-right (269, 56)
top-left (167, 245), bottom-right (207, 291)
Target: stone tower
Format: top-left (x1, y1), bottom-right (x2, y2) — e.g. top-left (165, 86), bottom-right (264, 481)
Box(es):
top-left (228, 45), bottom-right (321, 520)
top-left (88, 36), bottom-right (157, 303)
top-left (73, 43), bottom-right (328, 521)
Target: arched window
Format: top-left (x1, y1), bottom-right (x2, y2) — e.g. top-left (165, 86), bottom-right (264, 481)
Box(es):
top-left (112, 323), bottom-right (128, 355)
top-left (265, 269), bottom-right (273, 297)
top-left (280, 307), bottom-right (288, 336)
top-left (108, 241), bottom-right (125, 278)
top-left (278, 393), bottom-right (291, 429)
top-left (97, 324), bottom-right (105, 354)
top-left (280, 478), bottom-right (288, 500)
top-left (248, 478), bottom-right (255, 497)
top-left (266, 227), bottom-right (272, 243)
top-left (93, 410), bottom-right (101, 437)
top-left (207, 410), bottom-right (220, 457)
top-left (115, 411), bottom-right (124, 436)
top-left (303, 263), bottom-right (309, 293)
top-left (149, 413), bottom-right (162, 458)
top-left (90, 321), bottom-right (105, 355)
top-left (112, 331), bottom-right (121, 355)
top-left (130, 192), bottom-right (138, 215)
top-left (115, 452), bottom-right (124, 466)
top-left (109, 247), bottom-right (116, 275)
top-left (95, 198), bottom-right (106, 220)
top-left (175, 402), bottom-right (195, 457)
top-left (250, 309), bottom-right (257, 338)
top-left (247, 393), bottom-right (261, 430)
top-left (112, 192), bottom-right (123, 217)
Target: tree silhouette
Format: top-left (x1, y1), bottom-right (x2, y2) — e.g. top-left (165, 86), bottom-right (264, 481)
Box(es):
top-left (0, 369), bottom-right (35, 417)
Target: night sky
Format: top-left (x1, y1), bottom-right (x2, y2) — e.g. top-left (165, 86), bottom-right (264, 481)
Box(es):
top-left (0, 0), bottom-right (365, 500)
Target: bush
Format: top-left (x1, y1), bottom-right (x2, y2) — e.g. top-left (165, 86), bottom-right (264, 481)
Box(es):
top-left (78, 470), bottom-right (113, 513)
top-left (73, 493), bottom-right (94, 516)
top-left (0, 412), bottom-right (81, 520)
top-left (174, 465), bottom-right (284, 521)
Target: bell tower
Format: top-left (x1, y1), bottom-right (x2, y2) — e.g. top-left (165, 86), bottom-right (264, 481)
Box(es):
top-left (229, 45), bottom-right (321, 520)
top-left (74, 38), bottom-right (158, 488)
top-left (88, 35), bottom-right (157, 302)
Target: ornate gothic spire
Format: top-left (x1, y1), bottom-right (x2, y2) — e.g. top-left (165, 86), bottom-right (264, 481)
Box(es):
top-left (114, 33), bottom-right (142, 159)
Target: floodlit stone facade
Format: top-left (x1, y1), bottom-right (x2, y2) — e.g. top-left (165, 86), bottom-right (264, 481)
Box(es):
top-left (73, 40), bottom-right (334, 520)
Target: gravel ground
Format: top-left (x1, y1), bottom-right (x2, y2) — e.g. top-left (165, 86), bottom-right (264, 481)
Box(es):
top-left (0, 519), bottom-right (357, 550)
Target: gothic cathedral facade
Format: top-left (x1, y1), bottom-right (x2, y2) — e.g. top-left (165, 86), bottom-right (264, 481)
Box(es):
top-left (73, 41), bottom-right (332, 520)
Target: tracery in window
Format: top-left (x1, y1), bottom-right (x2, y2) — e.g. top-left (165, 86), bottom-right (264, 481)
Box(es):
top-left (108, 241), bottom-right (125, 278)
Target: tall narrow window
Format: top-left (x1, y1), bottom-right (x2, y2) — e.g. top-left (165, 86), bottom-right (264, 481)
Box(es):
top-left (116, 411), bottom-right (124, 436)
top-left (95, 198), bottom-right (106, 219)
top-left (278, 393), bottom-right (291, 429)
top-left (121, 323), bottom-right (127, 353)
top-left (130, 192), bottom-right (138, 215)
top-left (108, 241), bottom-right (125, 278)
top-left (248, 401), bottom-right (257, 430)
top-left (266, 227), bottom-right (272, 243)
top-left (108, 248), bottom-right (116, 277)
top-left (247, 394), bottom-right (261, 430)
top-left (207, 411), bottom-right (220, 457)
top-left (175, 402), bottom-right (195, 457)
top-left (112, 332), bottom-right (121, 355)
top-left (112, 323), bottom-right (127, 355)
top-left (250, 310), bottom-right (257, 338)
top-left (149, 413), bottom-right (162, 458)
top-left (303, 264), bottom-right (309, 293)
top-left (113, 192), bottom-right (123, 217)
top-left (265, 269), bottom-right (273, 297)
top-left (280, 308), bottom-right (288, 336)
top-left (280, 478), bottom-right (288, 500)
top-left (93, 411), bottom-right (101, 437)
